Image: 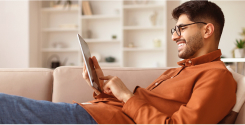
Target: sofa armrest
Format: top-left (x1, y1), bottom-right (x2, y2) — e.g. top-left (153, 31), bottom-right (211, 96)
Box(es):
top-left (0, 68), bottom-right (53, 101)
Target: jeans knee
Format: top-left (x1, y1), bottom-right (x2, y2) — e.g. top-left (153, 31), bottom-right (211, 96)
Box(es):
top-left (0, 93), bottom-right (9, 101)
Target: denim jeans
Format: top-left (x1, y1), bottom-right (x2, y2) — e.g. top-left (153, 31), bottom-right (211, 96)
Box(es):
top-left (0, 93), bottom-right (97, 124)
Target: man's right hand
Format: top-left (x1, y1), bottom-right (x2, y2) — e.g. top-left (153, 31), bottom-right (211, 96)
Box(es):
top-left (82, 56), bottom-right (104, 95)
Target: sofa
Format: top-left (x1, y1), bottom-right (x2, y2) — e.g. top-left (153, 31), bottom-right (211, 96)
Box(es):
top-left (0, 66), bottom-right (244, 123)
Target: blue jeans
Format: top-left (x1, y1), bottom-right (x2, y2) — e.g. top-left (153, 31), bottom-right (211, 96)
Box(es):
top-left (0, 93), bottom-right (97, 124)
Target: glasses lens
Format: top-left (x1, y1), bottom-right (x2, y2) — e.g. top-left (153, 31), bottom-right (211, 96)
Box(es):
top-left (171, 26), bottom-right (181, 36)
top-left (176, 26), bottom-right (180, 36)
top-left (171, 28), bottom-right (175, 35)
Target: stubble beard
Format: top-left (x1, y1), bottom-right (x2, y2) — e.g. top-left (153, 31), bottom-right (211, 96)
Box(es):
top-left (178, 32), bottom-right (204, 59)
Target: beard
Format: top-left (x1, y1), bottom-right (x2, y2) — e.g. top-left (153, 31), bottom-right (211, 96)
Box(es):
top-left (178, 32), bottom-right (204, 59)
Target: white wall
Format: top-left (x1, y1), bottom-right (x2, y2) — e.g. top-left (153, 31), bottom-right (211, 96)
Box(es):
top-left (0, 1), bottom-right (39, 68)
top-left (213, 1), bottom-right (245, 58)
top-left (0, 1), bottom-right (29, 68)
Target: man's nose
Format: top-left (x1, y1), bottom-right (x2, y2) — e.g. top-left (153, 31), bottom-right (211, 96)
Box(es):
top-left (172, 31), bottom-right (180, 41)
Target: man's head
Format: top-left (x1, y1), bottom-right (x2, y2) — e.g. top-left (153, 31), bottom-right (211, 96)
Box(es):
top-left (171, 1), bottom-right (225, 59)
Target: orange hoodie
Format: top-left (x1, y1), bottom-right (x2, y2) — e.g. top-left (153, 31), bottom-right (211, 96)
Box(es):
top-left (78, 49), bottom-right (236, 124)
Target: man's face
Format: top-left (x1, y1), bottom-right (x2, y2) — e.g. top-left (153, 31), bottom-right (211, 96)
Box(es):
top-left (172, 14), bottom-right (204, 59)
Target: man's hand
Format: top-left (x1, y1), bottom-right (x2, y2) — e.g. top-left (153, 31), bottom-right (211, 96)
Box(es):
top-left (82, 56), bottom-right (104, 95)
top-left (100, 75), bottom-right (134, 103)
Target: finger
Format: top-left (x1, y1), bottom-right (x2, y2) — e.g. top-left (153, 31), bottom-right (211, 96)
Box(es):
top-left (92, 56), bottom-right (101, 69)
top-left (103, 81), bottom-right (112, 94)
top-left (83, 62), bottom-right (89, 73)
top-left (83, 66), bottom-right (88, 78)
top-left (83, 62), bottom-right (86, 72)
top-left (103, 89), bottom-right (112, 95)
top-left (83, 69), bottom-right (88, 78)
top-left (94, 89), bottom-right (101, 95)
top-left (99, 75), bottom-right (114, 80)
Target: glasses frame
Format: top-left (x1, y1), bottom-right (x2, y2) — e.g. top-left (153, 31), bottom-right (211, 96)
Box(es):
top-left (171, 22), bottom-right (207, 36)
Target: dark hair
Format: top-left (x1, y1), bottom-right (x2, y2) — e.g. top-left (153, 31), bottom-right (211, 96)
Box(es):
top-left (172, 1), bottom-right (225, 40)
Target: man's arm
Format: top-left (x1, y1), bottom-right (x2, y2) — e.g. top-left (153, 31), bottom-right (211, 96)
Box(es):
top-left (120, 69), bottom-right (236, 124)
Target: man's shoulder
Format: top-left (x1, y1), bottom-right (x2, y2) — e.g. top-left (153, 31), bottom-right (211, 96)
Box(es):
top-left (188, 60), bottom-right (234, 80)
top-left (193, 60), bottom-right (228, 71)
top-left (162, 60), bottom-right (230, 77)
top-left (168, 60), bottom-right (227, 71)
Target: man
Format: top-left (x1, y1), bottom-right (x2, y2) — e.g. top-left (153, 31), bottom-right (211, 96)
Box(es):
top-left (0, 0), bottom-right (236, 124)
top-left (80, 0), bottom-right (236, 124)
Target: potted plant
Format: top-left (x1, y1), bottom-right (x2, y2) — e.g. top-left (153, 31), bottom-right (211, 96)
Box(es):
top-left (234, 39), bottom-right (245, 58)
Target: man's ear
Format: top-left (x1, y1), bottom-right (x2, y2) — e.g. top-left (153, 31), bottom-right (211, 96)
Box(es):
top-left (203, 23), bottom-right (214, 39)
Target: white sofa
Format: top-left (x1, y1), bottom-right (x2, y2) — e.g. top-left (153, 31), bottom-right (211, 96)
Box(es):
top-left (0, 66), bottom-right (244, 123)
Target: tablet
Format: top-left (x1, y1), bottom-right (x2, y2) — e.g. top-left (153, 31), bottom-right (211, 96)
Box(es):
top-left (77, 34), bottom-right (100, 91)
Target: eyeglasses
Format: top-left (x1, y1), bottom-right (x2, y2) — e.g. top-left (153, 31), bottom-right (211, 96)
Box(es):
top-left (171, 22), bottom-right (207, 36)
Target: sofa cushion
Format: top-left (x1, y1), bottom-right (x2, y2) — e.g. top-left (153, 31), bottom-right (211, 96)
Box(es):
top-left (52, 66), bottom-right (170, 103)
top-left (0, 68), bottom-right (53, 101)
top-left (52, 66), bottom-right (93, 103)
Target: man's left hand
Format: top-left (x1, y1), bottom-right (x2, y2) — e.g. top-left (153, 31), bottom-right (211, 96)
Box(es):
top-left (99, 76), bottom-right (134, 103)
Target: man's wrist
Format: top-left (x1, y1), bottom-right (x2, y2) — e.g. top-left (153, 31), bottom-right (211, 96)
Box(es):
top-left (123, 93), bottom-right (134, 103)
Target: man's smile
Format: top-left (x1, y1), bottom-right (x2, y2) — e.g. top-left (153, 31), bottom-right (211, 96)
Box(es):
top-left (176, 40), bottom-right (186, 51)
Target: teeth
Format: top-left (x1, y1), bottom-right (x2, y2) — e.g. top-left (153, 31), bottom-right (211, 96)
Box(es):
top-left (178, 43), bottom-right (185, 47)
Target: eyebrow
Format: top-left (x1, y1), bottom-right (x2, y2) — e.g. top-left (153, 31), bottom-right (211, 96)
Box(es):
top-left (175, 23), bottom-right (182, 26)
top-left (177, 23), bottom-right (186, 27)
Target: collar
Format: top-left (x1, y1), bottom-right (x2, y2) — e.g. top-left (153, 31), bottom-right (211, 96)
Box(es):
top-left (177, 49), bottom-right (222, 67)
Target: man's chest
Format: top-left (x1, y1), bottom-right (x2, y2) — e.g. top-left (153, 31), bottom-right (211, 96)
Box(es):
top-left (145, 67), bottom-right (200, 103)
top-left (151, 74), bottom-right (196, 102)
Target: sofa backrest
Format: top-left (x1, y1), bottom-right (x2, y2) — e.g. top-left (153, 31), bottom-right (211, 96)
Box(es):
top-left (52, 66), bottom-right (170, 103)
top-left (0, 68), bottom-right (53, 101)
